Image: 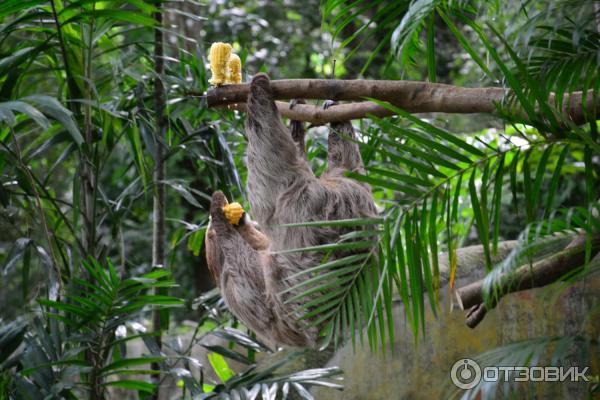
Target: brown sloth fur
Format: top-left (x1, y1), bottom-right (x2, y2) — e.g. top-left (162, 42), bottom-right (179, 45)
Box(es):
top-left (205, 74), bottom-right (377, 347)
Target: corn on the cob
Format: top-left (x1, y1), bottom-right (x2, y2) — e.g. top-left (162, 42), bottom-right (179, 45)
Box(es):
top-left (225, 53), bottom-right (242, 84)
top-left (222, 202), bottom-right (244, 225)
top-left (208, 42), bottom-right (232, 86)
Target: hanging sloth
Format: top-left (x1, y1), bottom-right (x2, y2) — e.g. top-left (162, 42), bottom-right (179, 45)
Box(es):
top-left (205, 74), bottom-right (377, 347)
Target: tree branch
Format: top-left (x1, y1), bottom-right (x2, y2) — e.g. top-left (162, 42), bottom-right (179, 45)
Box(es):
top-left (206, 79), bottom-right (507, 109)
top-left (204, 79), bottom-right (598, 125)
top-left (457, 234), bottom-right (600, 328)
top-left (218, 101), bottom-right (396, 125)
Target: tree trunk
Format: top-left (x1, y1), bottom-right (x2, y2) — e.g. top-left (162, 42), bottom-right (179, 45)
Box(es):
top-left (151, 3), bottom-right (167, 399)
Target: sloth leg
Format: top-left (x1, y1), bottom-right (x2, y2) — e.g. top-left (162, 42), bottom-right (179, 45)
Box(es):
top-left (324, 100), bottom-right (365, 174)
top-left (245, 74), bottom-right (315, 226)
top-left (289, 99), bottom-right (307, 158)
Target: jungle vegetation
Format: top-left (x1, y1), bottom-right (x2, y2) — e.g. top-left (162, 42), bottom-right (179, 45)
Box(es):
top-left (0, 0), bottom-right (598, 399)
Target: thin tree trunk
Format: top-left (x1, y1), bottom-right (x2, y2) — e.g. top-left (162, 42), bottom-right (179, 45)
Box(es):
top-left (151, 2), bottom-right (167, 398)
top-left (82, 9), bottom-right (97, 258)
top-left (51, 1), bottom-right (101, 396)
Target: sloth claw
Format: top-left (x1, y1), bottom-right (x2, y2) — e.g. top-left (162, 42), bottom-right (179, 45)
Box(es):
top-left (323, 100), bottom-right (338, 110)
top-left (289, 98), bottom-right (305, 109)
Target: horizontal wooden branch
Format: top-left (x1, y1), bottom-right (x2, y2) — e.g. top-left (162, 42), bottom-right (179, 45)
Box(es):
top-left (207, 79), bottom-right (507, 110)
top-left (205, 79), bottom-right (598, 125)
top-left (218, 101), bottom-right (396, 125)
top-left (457, 234), bottom-right (600, 328)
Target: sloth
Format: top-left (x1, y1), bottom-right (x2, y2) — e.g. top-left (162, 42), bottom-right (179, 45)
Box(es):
top-left (205, 74), bottom-right (377, 347)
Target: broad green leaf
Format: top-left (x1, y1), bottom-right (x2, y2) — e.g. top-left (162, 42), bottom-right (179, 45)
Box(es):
top-left (208, 352), bottom-right (236, 382)
top-left (62, 9), bottom-right (157, 27)
top-left (24, 95), bottom-right (84, 145)
top-left (0, 0), bottom-right (47, 18)
top-left (0, 101), bottom-right (49, 130)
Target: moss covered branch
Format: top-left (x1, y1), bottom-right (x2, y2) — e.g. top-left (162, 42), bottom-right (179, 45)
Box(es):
top-left (456, 234), bottom-right (600, 329)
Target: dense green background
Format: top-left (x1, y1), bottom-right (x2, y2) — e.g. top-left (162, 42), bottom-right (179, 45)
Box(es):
top-left (0, 0), bottom-right (598, 398)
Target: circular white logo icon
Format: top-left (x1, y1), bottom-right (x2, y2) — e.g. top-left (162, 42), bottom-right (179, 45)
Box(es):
top-left (451, 358), bottom-right (482, 390)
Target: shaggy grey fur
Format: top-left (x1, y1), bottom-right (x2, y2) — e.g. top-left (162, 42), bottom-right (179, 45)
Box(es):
top-left (205, 74), bottom-right (377, 348)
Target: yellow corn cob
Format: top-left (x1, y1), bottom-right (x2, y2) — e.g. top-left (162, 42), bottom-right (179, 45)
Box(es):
top-left (222, 202), bottom-right (244, 225)
top-left (208, 42), bottom-right (232, 86)
top-left (225, 53), bottom-right (242, 84)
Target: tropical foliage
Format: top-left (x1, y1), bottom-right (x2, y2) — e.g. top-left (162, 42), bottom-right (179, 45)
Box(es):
top-left (0, 0), bottom-right (341, 397)
top-left (0, 0), bottom-right (598, 398)
top-left (290, 0), bottom-right (599, 396)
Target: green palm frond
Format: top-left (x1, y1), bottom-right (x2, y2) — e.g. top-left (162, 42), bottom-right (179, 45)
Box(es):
top-left (11, 317), bottom-right (83, 400)
top-left (174, 299), bottom-right (344, 399)
top-left (321, 0), bottom-right (409, 74)
top-left (22, 258), bottom-right (184, 397)
top-left (203, 331), bottom-right (343, 399)
top-left (321, 0), bottom-right (490, 77)
top-left (481, 202), bottom-right (600, 305)
top-left (277, 217), bottom-right (381, 349)
top-left (527, 25), bottom-right (599, 96)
